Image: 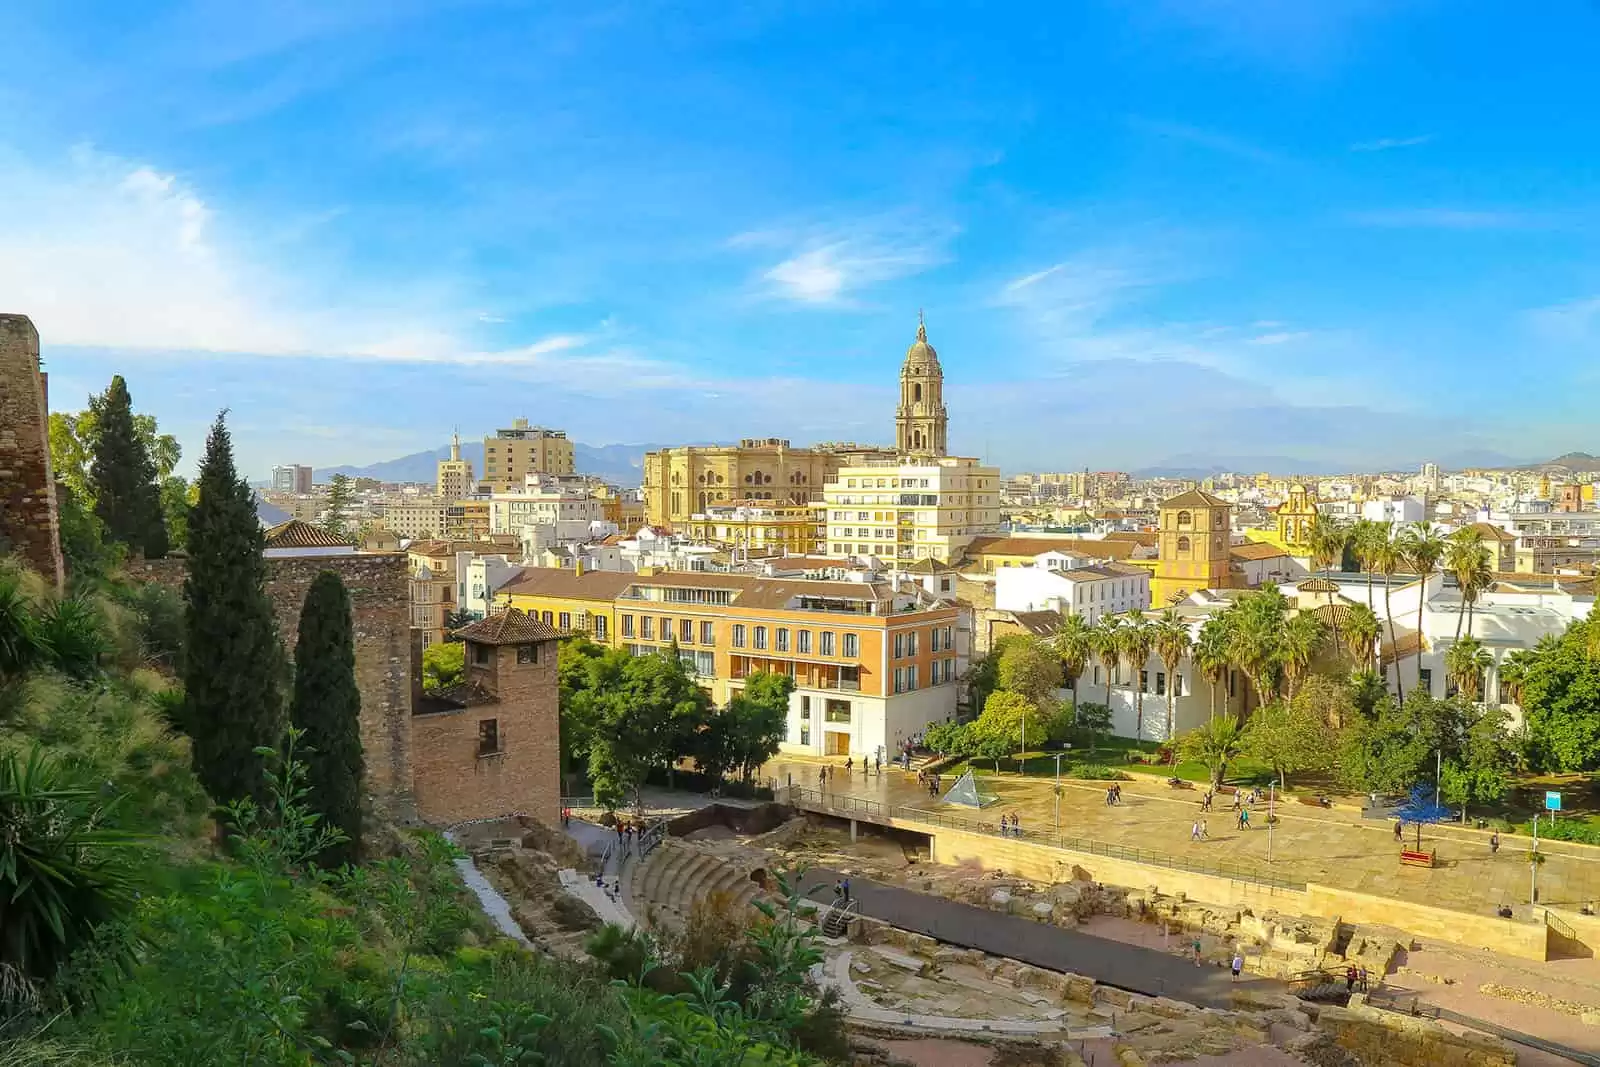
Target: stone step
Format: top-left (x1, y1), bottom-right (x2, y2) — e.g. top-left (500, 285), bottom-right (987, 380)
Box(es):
top-left (666, 852), bottom-right (720, 915)
top-left (638, 843), bottom-right (689, 923)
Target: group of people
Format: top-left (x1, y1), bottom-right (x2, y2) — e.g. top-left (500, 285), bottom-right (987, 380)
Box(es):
top-left (831, 877), bottom-right (852, 905)
top-left (917, 769), bottom-right (943, 797)
top-left (842, 755), bottom-right (884, 776)
top-left (613, 819), bottom-right (641, 854)
top-left (998, 812), bottom-right (1023, 837)
top-left (1103, 784), bottom-right (1123, 806)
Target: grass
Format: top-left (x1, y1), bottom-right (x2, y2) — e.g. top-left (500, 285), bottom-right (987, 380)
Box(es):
top-left (938, 737), bottom-right (1276, 790)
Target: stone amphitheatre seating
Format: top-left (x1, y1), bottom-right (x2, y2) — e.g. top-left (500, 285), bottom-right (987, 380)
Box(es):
top-left (622, 838), bottom-right (767, 932)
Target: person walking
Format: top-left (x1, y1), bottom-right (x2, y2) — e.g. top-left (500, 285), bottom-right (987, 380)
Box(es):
top-left (845, 756), bottom-right (853, 772)
top-left (1393, 819), bottom-right (1404, 843)
top-left (1345, 965), bottom-right (1358, 993)
top-left (1490, 831), bottom-right (1500, 854)
top-left (842, 876), bottom-right (851, 903)
top-left (1191, 820), bottom-right (1202, 842)
top-left (875, 754), bottom-right (882, 776)
top-left (1231, 953), bottom-right (1244, 982)
top-left (1241, 808), bottom-right (1251, 830)
top-left (1200, 819), bottom-right (1208, 840)
top-left (1193, 937), bottom-right (1203, 966)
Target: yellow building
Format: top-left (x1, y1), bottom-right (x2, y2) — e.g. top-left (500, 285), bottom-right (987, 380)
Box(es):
top-left (642, 438), bottom-right (891, 530)
top-left (896, 314), bottom-right (947, 455)
top-left (822, 455), bottom-right (1000, 564)
top-left (445, 499), bottom-right (491, 540)
top-left (686, 498), bottom-right (820, 555)
top-left (437, 431), bottom-right (476, 498)
top-left (483, 419), bottom-right (575, 491)
top-left (1150, 489), bottom-right (1234, 606)
top-left (498, 567), bottom-right (966, 758)
top-left (1274, 483), bottom-right (1318, 548)
top-left (591, 484), bottom-right (646, 530)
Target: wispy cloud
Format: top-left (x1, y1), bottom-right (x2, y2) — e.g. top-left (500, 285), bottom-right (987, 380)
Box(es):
top-left (1346, 207), bottom-right (1544, 230)
top-left (1127, 117), bottom-right (1281, 164)
top-left (1527, 295), bottom-right (1600, 343)
top-left (737, 218), bottom-right (952, 307)
top-left (1350, 134), bottom-right (1433, 152)
top-left (1248, 331), bottom-right (1309, 345)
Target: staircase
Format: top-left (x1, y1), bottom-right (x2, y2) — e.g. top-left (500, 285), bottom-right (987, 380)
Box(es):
top-left (1287, 967), bottom-right (1361, 1004)
top-left (819, 898), bottom-right (858, 938)
top-left (622, 839), bottom-right (767, 933)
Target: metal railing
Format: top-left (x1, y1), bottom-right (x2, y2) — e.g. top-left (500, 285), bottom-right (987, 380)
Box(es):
top-left (820, 897), bottom-right (859, 937)
top-left (782, 786), bottom-right (1306, 892)
top-left (1365, 991), bottom-right (1600, 1067)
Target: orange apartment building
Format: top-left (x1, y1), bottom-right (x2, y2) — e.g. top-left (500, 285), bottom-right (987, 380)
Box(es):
top-left (496, 567), bottom-right (969, 761)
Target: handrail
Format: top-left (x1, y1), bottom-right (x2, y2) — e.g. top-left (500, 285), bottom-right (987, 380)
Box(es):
top-left (820, 897), bottom-right (860, 934)
top-left (782, 786), bottom-right (1307, 892)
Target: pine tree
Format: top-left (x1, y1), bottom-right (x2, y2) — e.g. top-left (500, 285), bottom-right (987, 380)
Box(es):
top-left (183, 412), bottom-right (285, 808)
top-left (289, 571), bottom-right (364, 865)
top-left (88, 375), bottom-right (169, 558)
top-left (324, 474), bottom-right (354, 540)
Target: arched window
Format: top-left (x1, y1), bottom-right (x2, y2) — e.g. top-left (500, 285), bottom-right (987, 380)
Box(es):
top-left (914, 383), bottom-right (922, 402)
top-left (1176, 510), bottom-right (1192, 526)
top-left (1177, 536), bottom-right (1191, 552)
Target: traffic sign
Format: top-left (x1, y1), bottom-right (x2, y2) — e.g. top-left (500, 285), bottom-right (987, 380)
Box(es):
top-left (1546, 791), bottom-right (1562, 812)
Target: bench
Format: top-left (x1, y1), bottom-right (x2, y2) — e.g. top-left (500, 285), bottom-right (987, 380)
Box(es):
top-left (1297, 795), bottom-right (1332, 808)
top-left (1167, 779), bottom-right (1195, 790)
top-left (1400, 849), bottom-right (1436, 868)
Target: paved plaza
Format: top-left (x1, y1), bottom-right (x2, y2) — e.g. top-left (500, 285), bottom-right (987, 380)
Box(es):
top-left (763, 755), bottom-right (1600, 916)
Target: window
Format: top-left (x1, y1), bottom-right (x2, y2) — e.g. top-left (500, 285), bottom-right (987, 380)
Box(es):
top-left (907, 665), bottom-right (917, 691)
top-left (800, 695), bottom-right (811, 720)
top-left (470, 642), bottom-right (490, 665)
top-left (776, 628), bottom-right (790, 652)
top-left (477, 718), bottom-right (501, 757)
top-left (1140, 670), bottom-right (1149, 694)
top-left (621, 614), bottom-right (634, 638)
top-left (800, 725), bottom-right (810, 746)
top-left (542, 611), bottom-right (554, 626)
top-left (825, 699), bottom-right (851, 723)
top-left (1155, 671), bottom-right (1166, 696)
top-left (732, 624), bottom-right (747, 648)
top-left (660, 617), bottom-right (671, 641)
top-left (680, 618), bottom-right (693, 643)
top-left (1177, 536), bottom-right (1191, 552)
top-left (820, 631), bottom-right (835, 656)
top-left (594, 616), bottom-right (608, 641)
top-left (797, 630), bottom-right (812, 654)
top-left (641, 616), bottom-right (654, 640)
top-left (558, 612), bottom-right (571, 630)
top-left (754, 626), bottom-right (768, 650)
top-left (516, 644), bottom-right (538, 664)
top-left (930, 627), bottom-right (941, 653)
top-left (1177, 510), bottom-right (1192, 526)
top-left (907, 631), bottom-right (919, 656)
top-left (1419, 668), bottom-right (1433, 695)
top-left (694, 650), bottom-right (715, 677)
top-left (701, 621), bottom-right (715, 645)
top-left (894, 633), bottom-right (904, 658)
top-left (842, 632), bottom-right (858, 658)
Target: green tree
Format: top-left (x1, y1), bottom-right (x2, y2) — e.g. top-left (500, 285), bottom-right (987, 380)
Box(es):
top-left (1090, 615), bottom-right (1123, 709)
top-left (421, 641), bottom-right (466, 692)
top-left (587, 650), bottom-right (712, 811)
top-left (1052, 613), bottom-right (1094, 713)
top-left (1336, 693), bottom-right (1436, 794)
top-left (1444, 635), bottom-right (1492, 701)
top-left (1445, 528), bottom-right (1494, 642)
top-left (1439, 706), bottom-right (1517, 821)
top-left (1224, 587), bottom-right (1290, 706)
top-left (0, 568), bottom-right (46, 683)
top-left (971, 689), bottom-right (1032, 758)
top-left (1073, 702), bottom-right (1113, 753)
top-left (1516, 620), bottom-right (1600, 771)
top-left (1399, 521), bottom-right (1446, 692)
top-left (1192, 616), bottom-right (1231, 721)
top-left (1305, 513), bottom-right (1347, 645)
top-left (1244, 696), bottom-right (1333, 789)
top-left (1280, 610), bottom-right (1327, 699)
top-left (87, 376), bottom-right (169, 559)
top-left (1176, 714), bottom-right (1248, 792)
top-left (324, 473), bottom-right (355, 540)
top-left (288, 571), bottom-right (364, 866)
top-left (558, 636), bottom-right (619, 788)
top-left (1117, 612), bottom-right (1155, 738)
top-left (723, 671), bottom-right (793, 783)
top-left (997, 634), bottom-right (1063, 710)
top-left (965, 634), bottom-right (1028, 717)
top-left (183, 412), bottom-right (286, 808)
top-left (1342, 602), bottom-right (1382, 672)
top-left (1152, 609), bottom-right (1191, 746)
top-left (1367, 527), bottom-right (1404, 701)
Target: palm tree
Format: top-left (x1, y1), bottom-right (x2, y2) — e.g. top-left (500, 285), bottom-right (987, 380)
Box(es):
top-left (1118, 612), bottom-right (1156, 739)
top-left (1153, 609), bottom-right (1192, 746)
top-left (1445, 528), bottom-right (1493, 641)
top-left (1192, 616), bottom-right (1232, 721)
top-left (1280, 611), bottom-right (1327, 699)
top-left (1305, 514), bottom-right (1348, 645)
top-left (1091, 614), bottom-right (1123, 710)
top-left (1499, 648), bottom-right (1538, 706)
top-left (1400, 522), bottom-right (1447, 696)
top-left (1176, 714), bottom-right (1249, 793)
top-left (1348, 518), bottom-right (1383, 600)
top-left (1342, 602), bottom-right (1382, 672)
top-left (1445, 636), bottom-right (1493, 702)
top-left (1053, 613), bottom-right (1094, 715)
top-left (1224, 589), bottom-right (1288, 709)
top-left (1368, 528), bottom-right (1404, 701)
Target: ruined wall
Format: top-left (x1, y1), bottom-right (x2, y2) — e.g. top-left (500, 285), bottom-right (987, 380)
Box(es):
top-left (0, 314), bottom-right (64, 589)
top-left (129, 552), bottom-right (414, 809)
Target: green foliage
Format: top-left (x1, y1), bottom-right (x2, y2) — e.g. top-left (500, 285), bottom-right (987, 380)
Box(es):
top-left (88, 376), bottom-right (169, 560)
top-left (1176, 714), bottom-right (1248, 791)
top-left (0, 568), bottom-right (46, 682)
top-left (288, 573), bottom-right (364, 866)
top-left (324, 474), bottom-right (355, 541)
top-left (1244, 695), bottom-right (1335, 789)
top-left (1515, 620), bottom-right (1600, 772)
top-left (106, 581), bottom-right (185, 674)
top-left (0, 747), bottom-right (142, 985)
top-left (1439, 705), bottom-right (1518, 818)
top-left (1525, 817), bottom-right (1600, 845)
top-left (1073, 701), bottom-right (1113, 752)
top-left (183, 412), bottom-right (286, 808)
top-left (422, 640), bottom-right (466, 692)
top-left (1336, 693), bottom-right (1436, 794)
top-left (996, 635), bottom-right (1062, 709)
top-left (699, 672), bottom-right (792, 785)
top-left (34, 595), bottom-right (109, 680)
top-left (586, 650), bottom-right (712, 811)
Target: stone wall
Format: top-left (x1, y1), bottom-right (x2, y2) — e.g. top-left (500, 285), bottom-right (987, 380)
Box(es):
top-left (128, 552), bottom-right (414, 808)
top-left (410, 637), bottom-right (560, 827)
top-left (0, 314), bottom-right (64, 589)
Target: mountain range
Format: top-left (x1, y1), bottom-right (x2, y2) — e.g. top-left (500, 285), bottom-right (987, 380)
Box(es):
top-left (1132, 448), bottom-right (1546, 480)
top-left (314, 441), bottom-right (662, 487)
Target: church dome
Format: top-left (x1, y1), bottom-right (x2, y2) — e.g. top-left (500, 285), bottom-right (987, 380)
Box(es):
top-left (903, 318), bottom-right (941, 368)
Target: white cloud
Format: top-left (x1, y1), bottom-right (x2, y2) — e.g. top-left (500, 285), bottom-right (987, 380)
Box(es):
top-left (1248, 331), bottom-right (1309, 345)
top-left (1350, 134), bottom-right (1433, 152)
top-left (1127, 117), bottom-right (1281, 164)
top-left (1527, 295), bottom-right (1600, 343)
top-left (739, 217), bottom-right (952, 307)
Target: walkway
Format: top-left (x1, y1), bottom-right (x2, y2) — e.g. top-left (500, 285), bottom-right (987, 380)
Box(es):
top-left (762, 754), bottom-right (1600, 914)
top-left (797, 867), bottom-right (1281, 1010)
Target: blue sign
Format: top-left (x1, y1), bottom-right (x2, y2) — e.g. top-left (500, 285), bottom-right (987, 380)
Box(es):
top-left (1546, 791), bottom-right (1562, 812)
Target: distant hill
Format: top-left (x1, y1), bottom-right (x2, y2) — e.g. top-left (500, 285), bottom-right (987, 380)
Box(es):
top-left (314, 440), bottom-right (665, 487)
top-left (1134, 448), bottom-right (1534, 479)
top-left (1528, 451), bottom-right (1600, 473)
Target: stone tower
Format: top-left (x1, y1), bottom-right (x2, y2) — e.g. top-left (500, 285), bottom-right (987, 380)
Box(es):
top-left (0, 314), bottom-right (65, 590)
top-left (895, 313), bottom-right (948, 456)
top-left (1151, 489), bottom-right (1234, 607)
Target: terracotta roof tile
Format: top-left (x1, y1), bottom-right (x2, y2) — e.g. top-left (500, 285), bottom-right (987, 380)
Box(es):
top-left (1161, 489), bottom-right (1232, 509)
top-left (1297, 577), bottom-right (1341, 592)
top-left (453, 607), bottom-right (565, 645)
top-left (1230, 542), bottom-right (1290, 561)
top-left (263, 519), bottom-right (353, 549)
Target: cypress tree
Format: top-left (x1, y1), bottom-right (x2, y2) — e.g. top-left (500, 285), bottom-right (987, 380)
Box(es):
top-left (289, 571), bottom-right (364, 865)
top-left (183, 412), bottom-right (285, 808)
top-left (88, 375), bottom-right (169, 559)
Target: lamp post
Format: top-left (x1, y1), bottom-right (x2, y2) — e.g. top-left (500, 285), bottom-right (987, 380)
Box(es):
top-left (1531, 813), bottom-right (1541, 908)
top-left (1054, 752), bottom-right (1065, 835)
top-left (1267, 780), bottom-right (1276, 864)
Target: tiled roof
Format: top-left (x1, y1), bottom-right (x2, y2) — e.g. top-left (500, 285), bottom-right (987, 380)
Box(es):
top-left (1055, 564), bottom-right (1146, 582)
top-left (1310, 603), bottom-right (1356, 629)
top-left (899, 557), bottom-right (959, 574)
top-left (1297, 577), bottom-right (1341, 593)
top-left (496, 566), bottom-right (927, 615)
top-left (453, 607), bottom-right (565, 645)
top-left (1102, 531), bottom-right (1158, 547)
top-left (1468, 523), bottom-right (1518, 543)
top-left (964, 535), bottom-right (1140, 561)
top-left (1161, 489), bottom-right (1232, 510)
top-left (263, 519), bottom-right (353, 549)
top-left (1008, 610), bottom-right (1063, 637)
top-left (1230, 542), bottom-right (1290, 561)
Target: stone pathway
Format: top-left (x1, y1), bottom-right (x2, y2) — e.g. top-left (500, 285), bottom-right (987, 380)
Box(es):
top-left (797, 867), bottom-right (1283, 1010)
top-left (445, 848), bottom-right (534, 947)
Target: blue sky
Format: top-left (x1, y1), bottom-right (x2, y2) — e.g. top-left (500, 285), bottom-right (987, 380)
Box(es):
top-left (4, 1), bottom-right (1599, 479)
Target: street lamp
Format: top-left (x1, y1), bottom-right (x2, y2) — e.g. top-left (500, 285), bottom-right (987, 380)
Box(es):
top-left (1267, 780), bottom-right (1276, 864)
top-left (1053, 744), bottom-right (1071, 837)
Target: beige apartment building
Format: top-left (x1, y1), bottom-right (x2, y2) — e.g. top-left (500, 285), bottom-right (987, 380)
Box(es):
top-left (483, 419), bottom-right (575, 490)
top-left (437, 432), bottom-right (476, 498)
top-left (381, 497), bottom-right (450, 540)
top-left (642, 438), bottom-right (892, 530)
top-left (823, 456), bottom-right (1001, 563)
top-left (685, 498), bottom-right (821, 555)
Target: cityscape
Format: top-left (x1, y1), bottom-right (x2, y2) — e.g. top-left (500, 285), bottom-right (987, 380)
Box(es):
top-left (3, 4), bottom-right (1600, 1066)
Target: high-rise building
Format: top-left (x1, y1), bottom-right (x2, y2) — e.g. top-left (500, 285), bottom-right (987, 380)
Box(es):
top-left (482, 419), bottom-right (575, 491)
top-left (822, 456), bottom-right (1000, 563)
top-left (437, 431), bottom-right (475, 498)
top-left (895, 313), bottom-right (947, 456)
top-left (642, 439), bottom-right (893, 530)
top-left (271, 464), bottom-right (314, 494)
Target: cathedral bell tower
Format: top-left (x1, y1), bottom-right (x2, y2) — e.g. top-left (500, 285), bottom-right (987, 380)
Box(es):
top-left (895, 312), bottom-right (948, 456)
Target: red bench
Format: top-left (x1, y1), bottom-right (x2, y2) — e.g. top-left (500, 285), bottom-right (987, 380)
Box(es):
top-left (1400, 849), bottom-right (1436, 868)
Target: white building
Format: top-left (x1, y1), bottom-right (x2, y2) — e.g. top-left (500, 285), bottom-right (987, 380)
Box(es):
top-left (489, 486), bottom-right (605, 540)
top-left (822, 455), bottom-right (1001, 563)
top-left (462, 555), bottom-right (521, 619)
top-left (1361, 496), bottom-right (1427, 525)
top-left (994, 559), bottom-right (1151, 624)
